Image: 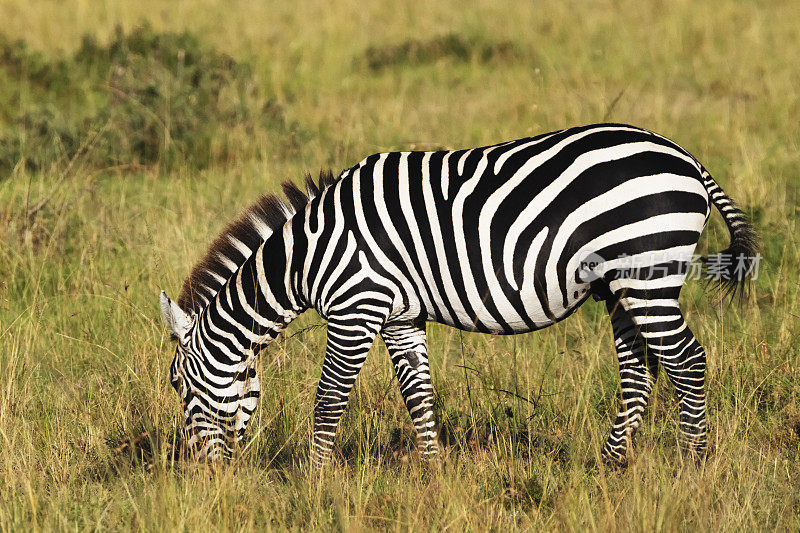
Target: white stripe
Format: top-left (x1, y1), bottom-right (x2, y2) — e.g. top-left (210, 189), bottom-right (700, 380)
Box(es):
top-left (441, 151), bottom-right (451, 200)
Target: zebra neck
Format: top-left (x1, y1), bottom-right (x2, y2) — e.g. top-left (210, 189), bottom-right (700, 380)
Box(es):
top-left (197, 230), bottom-right (306, 360)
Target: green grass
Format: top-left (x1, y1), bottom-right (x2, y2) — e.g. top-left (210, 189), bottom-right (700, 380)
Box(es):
top-left (1, 0), bottom-right (799, 529)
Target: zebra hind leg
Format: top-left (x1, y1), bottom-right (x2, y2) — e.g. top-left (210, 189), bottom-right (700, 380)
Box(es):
top-left (601, 298), bottom-right (658, 467)
top-left (381, 322), bottom-right (440, 461)
top-left (617, 292), bottom-right (708, 460)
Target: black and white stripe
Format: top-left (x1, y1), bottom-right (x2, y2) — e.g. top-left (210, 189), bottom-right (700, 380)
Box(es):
top-left (160, 123), bottom-right (757, 466)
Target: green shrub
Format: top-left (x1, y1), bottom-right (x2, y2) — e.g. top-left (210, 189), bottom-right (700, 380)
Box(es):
top-left (0, 24), bottom-right (293, 176)
top-left (362, 33), bottom-right (520, 72)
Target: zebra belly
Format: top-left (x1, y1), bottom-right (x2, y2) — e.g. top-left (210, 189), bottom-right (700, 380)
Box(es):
top-left (424, 282), bottom-right (593, 334)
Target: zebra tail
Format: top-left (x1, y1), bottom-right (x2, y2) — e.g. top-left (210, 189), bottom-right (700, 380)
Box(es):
top-left (700, 168), bottom-right (760, 303)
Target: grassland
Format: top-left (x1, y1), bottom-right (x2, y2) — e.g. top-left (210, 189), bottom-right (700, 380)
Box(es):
top-left (1, 0), bottom-right (799, 530)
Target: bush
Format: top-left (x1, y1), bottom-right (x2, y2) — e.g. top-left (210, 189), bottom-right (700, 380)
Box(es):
top-left (362, 33), bottom-right (520, 72)
top-left (0, 24), bottom-right (293, 176)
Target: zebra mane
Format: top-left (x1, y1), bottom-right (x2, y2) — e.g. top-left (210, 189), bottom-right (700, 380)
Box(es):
top-left (177, 169), bottom-right (337, 313)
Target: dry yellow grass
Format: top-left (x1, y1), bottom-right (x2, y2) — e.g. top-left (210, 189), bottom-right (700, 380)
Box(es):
top-left (1, 1), bottom-right (798, 530)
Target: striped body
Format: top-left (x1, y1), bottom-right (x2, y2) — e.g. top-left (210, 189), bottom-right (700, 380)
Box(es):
top-left (160, 123), bottom-right (757, 466)
top-left (299, 124), bottom-right (709, 332)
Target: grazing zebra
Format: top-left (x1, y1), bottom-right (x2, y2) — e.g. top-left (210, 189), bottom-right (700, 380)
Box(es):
top-left (160, 123), bottom-right (757, 468)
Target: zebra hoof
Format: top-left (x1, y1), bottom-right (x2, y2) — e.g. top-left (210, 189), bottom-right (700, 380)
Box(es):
top-left (601, 449), bottom-right (629, 470)
top-left (419, 452), bottom-right (443, 470)
top-left (679, 440), bottom-right (710, 464)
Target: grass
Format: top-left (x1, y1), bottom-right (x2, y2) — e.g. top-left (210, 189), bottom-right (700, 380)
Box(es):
top-left (1, 0), bottom-right (799, 529)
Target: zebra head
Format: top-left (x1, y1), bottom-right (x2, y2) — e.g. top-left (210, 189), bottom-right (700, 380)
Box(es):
top-left (159, 291), bottom-right (261, 461)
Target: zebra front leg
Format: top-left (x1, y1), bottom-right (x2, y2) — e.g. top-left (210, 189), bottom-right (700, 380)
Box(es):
top-left (381, 322), bottom-right (439, 461)
top-left (618, 294), bottom-right (708, 459)
top-left (311, 319), bottom-right (381, 470)
top-left (602, 299), bottom-right (658, 467)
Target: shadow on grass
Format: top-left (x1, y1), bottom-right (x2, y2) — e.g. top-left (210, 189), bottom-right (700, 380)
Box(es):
top-left (84, 423), bottom-right (186, 482)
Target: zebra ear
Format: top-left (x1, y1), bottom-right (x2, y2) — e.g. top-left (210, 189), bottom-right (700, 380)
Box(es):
top-left (160, 290), bottom-right (192, 341)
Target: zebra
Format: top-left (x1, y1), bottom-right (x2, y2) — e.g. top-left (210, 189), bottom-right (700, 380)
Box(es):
top-left (159, 123), bottom-right (757, 468)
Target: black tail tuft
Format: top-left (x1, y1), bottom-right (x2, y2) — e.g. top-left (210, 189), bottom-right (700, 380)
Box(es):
top-left (704, 207), bottom-right (760, 304)
top-left (700, 167), bottom-right (760, 304)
